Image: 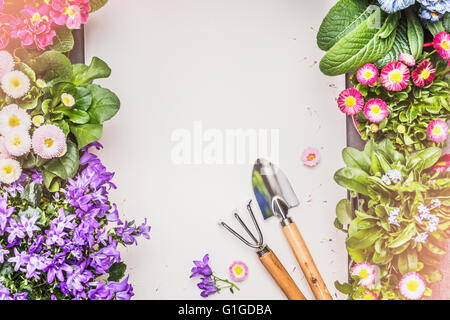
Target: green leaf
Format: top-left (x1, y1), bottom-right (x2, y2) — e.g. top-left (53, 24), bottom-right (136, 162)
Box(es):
top-left (421, 266), bottom-right (443, 284)
top-left (43, 141), bottom-right (79, 180)
top-left (376, 17), bottom-right (410, 68)
top-left (317, 0), bottom-right (371, 51)
top-left (108, 262), bottom-right (126, 282)
top-left (397, 250), bottom-right (418, 274)
top-left (70, 123), bottom-right (103, 148)
top-left (90, 0), bottom-right (109, 13)
top-left (42, 170), bottom-right (57, 191)
top-left (405, 8), bottom-right (424, 59)
top-left (347, 247), bottom-right (366, 263)
top-left (336, 199), bottom-right (353, 226)
top-left (444, 12), bottom-right (450, 33)
top-left (424, 241), bottom-right (446, 255)
top-left (54, 106), bottom-right (90, 124)
top-left (72, 57), bottom-right (111, 86)
top-left (334, 167), bottom-right (371, 196)
top-left (319, 9), bottom-right (399, 76)
top-left (408, 147), bottom-right (442, 171)
top-left (346, 227), bottom-right (383, 249)
top-left (49, 27), bottom-right (74, 53)
top-left (388, 223), bottom-right (416, 248)
top-left (426, 20), bottom-right (444, 36)
top-left (342, 147), bottom-right (371, 173)
top-left (21, 183), bottom-right (43, 207)
top-left (86, 84), bottom-right (120, 124)
top-left (334, 281), bottom-right (353, 295)
top-left (28, 51), bottom-right (73, 85)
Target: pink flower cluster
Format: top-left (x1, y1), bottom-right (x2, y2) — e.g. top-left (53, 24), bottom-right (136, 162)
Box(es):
top-left (0, 0), bottom-right (91, 51)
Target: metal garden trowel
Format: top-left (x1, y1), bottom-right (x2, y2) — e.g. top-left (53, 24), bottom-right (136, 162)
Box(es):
top-left (252, 159), bottom-right (333, 300)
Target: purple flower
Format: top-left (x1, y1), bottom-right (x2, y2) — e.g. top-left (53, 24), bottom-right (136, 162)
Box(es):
top-left (45, 225), bottom-right (67, 247)
top-left (6, 220), bottom-right (25, 243)
top-left (31, 170), bottom-right (43, 184)
top-left (89, 241), bottom-right (121, 274)
top-left (137, 218), bottom-right (151, 240)
top-left (0, 196), bottom-right (14, 232)
top-left (88, 282), bottom-right (114, 300)
top-left (13, 292), bottom-right (28, 300)
top-left (3, 173), bottom-right (26, 197)
top-left (106, 276), bottom-right (134, 300)
top-left (65, 261), bottom-right (94, 295)
top-left (0, 285), bottom-right (11, 300)
top-left (46, 253), bottom-right (72, 284)
top-left (8, 248), bottom-right (30, 272)
top-left (25, 254), bottom-right (51, 280)
top-left (20, 215), bottom-right (40, 238)
top-left (116, 220), bottom-right (137, 245)
top-left (190, 254), bottom-right (213, 278)
top-left (29, 235), bottom-right (45, 254)
top-left (197, 277), bottom-right (217, 298)
top-left (0, 245), bottom-right (8, 263)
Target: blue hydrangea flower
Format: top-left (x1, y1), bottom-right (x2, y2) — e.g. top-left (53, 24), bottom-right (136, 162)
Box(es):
top-left (377, 0), bottom-right (416, 13)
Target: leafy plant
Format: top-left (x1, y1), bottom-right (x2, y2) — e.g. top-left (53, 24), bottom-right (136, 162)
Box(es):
top-left (334, 139), bottom-right (450, 299)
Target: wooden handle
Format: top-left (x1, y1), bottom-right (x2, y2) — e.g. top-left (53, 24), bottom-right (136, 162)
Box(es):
top-left (259, 248), bottom-right (306, 300)
top-left (282, 222), bottom-right (333, 300)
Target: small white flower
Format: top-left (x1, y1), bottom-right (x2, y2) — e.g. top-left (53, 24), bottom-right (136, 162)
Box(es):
top-left (0, 104), bottom-right (32, 135)
top-left (1, 70), bottom-right (30, 99)
top-left (36, 79), bottom-right (47, 88)
top-left (414, 215), bottom-right (423, 224)
top-left (386, 169), bottom-right (402, 183)
top-left (413, 232), bottom-right (428, 243)
top-left (0, 158), bottom-right (22, 184)
top-left (61, 93), bottom-right (75, 107)
top-left (427, 223), bottom-right (438, 233)
top-left (381, 174), bottom-right (391, 185)
top-left (32, 115), bottom-right (45, 127)
top-left (4, 129), bottom-right (31, 157)
top-left (431, 199), bottom-right (441, 208)
top-left (418, 204), bottom-right (430, 219)
top-left (388, 208), bottom-right (400, 226)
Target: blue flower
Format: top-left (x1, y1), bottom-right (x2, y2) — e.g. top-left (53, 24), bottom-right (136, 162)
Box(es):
top-left (417, 0), bottom-right (450, 14)
top-left (419, 6), bottom-right (444, 21)
top-left (377, 0), bottom-right (416, 13)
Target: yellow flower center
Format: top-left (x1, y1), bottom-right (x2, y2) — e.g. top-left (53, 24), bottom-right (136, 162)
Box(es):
top-left (371, 105), bottom-right (380, 114)
top-left (359, 269), bottom-right (369, 279)
top-left (307, 154), bottom-right (315, 161)
top-left (407, 280), bottom-right (419, 292)
top-left (364, 71), bottom-right (373, 79)
top-left (433, 126), bottom-right (441, 135)
top-left (31, 13), bottom-right (41, 22)
top-left (441, 40), bottom-right (449, 50)
top-left (8, 115), bottom-right (20, 127)
top-left (431, 12), bottom-right (439, 18)
top-left (11, 78), bottom-right (21, 88)
top-left (389, 70), bottom-right (402, 83)
top-left (3, 165), bottom-right (12, 175)
top-left (44, 138), bottom-right (54, 148)
top-left (64, 7), bottom-right (76, 17)
top-left (12, 137), bottom-right (22, 147)
top-left (419, 68), bottom-right (431, 80)
top-left (233, 266), bottom-right (243, 275)
top-left (345, 96), bottom-right (356, 107)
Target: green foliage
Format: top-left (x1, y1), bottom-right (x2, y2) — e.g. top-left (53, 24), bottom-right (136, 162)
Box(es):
top-left (108, 262), bottom-right (127, 282)
top-left (90, 0), bottom-right (109, 13)
top-left (334, 139), bottom-right (450, 299)
top-left (49, 27), bottom-right (75, 53)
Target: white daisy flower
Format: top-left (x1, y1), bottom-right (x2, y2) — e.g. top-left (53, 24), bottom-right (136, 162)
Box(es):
top-left (0, 158), bottom-right (22, 184)
top-left (1, 70), bottom-right (30, 99)
top-left (0, 51), bottom-right (15, 79)
top-left (36, 79), bottom-right (47, 88)
top-left (32, 115), bottom-right (45, 127)
top-left (61, 93), bottom-right (76, 107)
top-left (0, 104), bottom-right (32, 135)
top-left (4, 129), bottom-right (31, 157)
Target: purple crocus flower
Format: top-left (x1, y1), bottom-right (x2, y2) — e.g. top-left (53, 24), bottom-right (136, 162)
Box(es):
top-left (6, 220), bottom-right (25, 243)
top-left (8, 248), bottom-right (30, 272)
top-left (20, 215), bottom-right (40, 238)
top-left (190, 254), bottom-right (212, 278)
top-left (0, 196), bottom-right (14, 232)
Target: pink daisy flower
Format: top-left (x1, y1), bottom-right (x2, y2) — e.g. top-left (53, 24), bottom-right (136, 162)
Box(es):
top-left (337, 88), bottom-right (364, 115)
top-left (411, 60), bottom-right (435, 87)
top-left (427, 119), bottom-right (448, 143)
top-left (398, 53), bottom-right (415, 67)
top-left (431, 154), bottom-right (450, 173)
top-left (369, 123), bottom-right (379, 133)
top-left (356, 64), bottom-right (379, 86)
top-left (351, 262), bottom-right (376, 287)
top-left (50, 0), bottom-right (91, 30)
top-left (380, 61), bottom-right (410, 91)
top-left (31, 124), bottom-right (66, 159)
top-left (229, 261), bottom-right (248, 282)
top-left (399, 272), bottom-right (426, 300)
top-left (12, 5), bottom-right (56, 51)
top-left (357, 289), bottom-right (378, 300)
top-left (301, 147), bottom-right (320, 167)
top-left (433, 32), bottom-right (450, 59)
top-left (363, 99), bottom-right (389, 123)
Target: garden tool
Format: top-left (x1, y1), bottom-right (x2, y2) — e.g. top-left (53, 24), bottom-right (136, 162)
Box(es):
top-left (219, 200), bottom-right (306, 300)
top-left (252, 158), bottom-right (333, 300)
